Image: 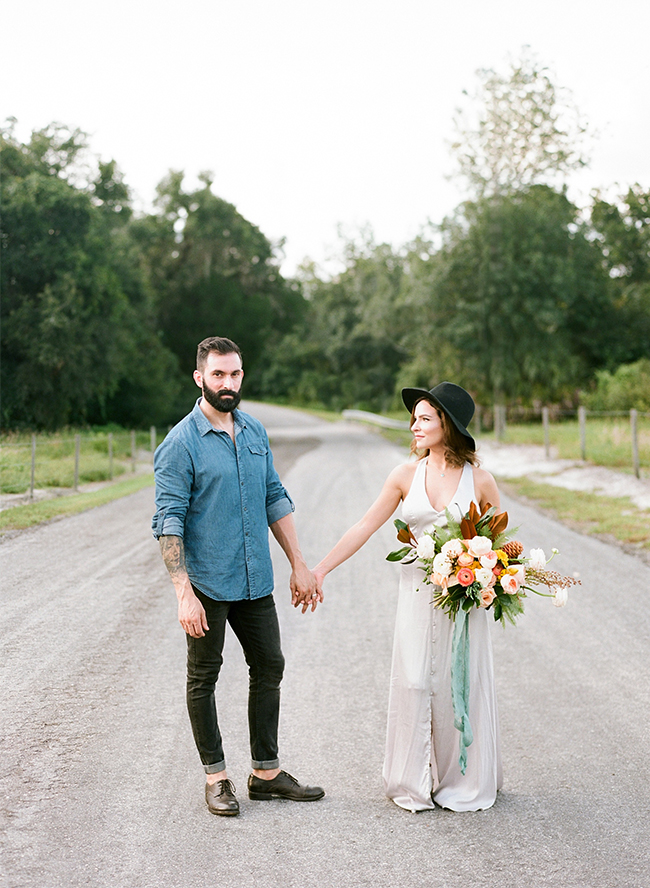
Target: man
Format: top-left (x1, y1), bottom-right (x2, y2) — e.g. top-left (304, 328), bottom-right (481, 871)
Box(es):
top-left (152, 336), bottom-right (324, 816)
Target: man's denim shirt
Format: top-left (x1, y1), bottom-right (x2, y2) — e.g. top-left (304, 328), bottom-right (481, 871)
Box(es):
top-left (152, 400), bottom-right (294, 601)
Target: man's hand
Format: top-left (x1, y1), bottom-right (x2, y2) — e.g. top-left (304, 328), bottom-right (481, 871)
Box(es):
top-left (178, 589), bottom-right (209, 638)
top-left (290, 562), bottom-right (323, 614)
top-left (160, 535), bottom-right (209, 637)
top-left (269, 513), bottom-right (323, 614)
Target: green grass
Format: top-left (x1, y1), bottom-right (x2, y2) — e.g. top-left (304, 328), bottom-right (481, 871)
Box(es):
top-left (499, 476), bottom-right (650, 552)
top-left (484, 415), bottom-right (650, 471)
top-left (0, 474), bottom-right (155, 532)
top-left (0, 429), bottom-right (160, 495)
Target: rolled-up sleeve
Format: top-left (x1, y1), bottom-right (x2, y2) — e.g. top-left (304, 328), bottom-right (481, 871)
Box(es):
top-left (152, 438), bottom-right (194, 539)
top-left (264, 446), bottom-right (295, 525)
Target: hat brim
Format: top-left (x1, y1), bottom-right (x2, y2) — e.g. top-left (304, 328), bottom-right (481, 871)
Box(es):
top-left (401, 387), bottom-right (476, 450)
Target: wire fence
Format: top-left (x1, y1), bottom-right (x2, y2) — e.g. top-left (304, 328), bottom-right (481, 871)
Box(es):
top-left (3, 407), bottom-right (650, 501)
top-left (0, 427), bottom-right (165, 499)
top-left (344, 407), bottom-right (650, 479)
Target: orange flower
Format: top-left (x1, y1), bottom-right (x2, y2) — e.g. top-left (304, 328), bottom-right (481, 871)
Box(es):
top-left (457, 567), bottom-right (475, 587)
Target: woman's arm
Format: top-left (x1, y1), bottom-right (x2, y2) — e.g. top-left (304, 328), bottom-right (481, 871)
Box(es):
top-left (473, 466), bottom-right (501, 511)
top-left (312, 464), bottom-right (410, 585)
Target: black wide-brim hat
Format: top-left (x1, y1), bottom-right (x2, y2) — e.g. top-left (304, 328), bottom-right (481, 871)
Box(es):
top-left (401, 381), bottom-right (476, 450)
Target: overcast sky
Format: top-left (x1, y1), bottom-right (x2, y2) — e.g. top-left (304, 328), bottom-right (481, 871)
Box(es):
top-left (3, 0), bottom-right (649, 275)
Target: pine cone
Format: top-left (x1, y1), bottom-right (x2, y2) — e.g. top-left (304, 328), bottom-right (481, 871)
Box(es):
top-left (502, 540), bottom-right (523, 559)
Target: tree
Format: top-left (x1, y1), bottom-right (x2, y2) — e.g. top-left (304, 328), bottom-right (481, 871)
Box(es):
top-left (132, 172), bottom-right (306, 395)
top-left (403, 187), bottom-right (613, 403)
top-left (450, 51), bottom-right (589, 198)
top-left (0, 122), bottom-right (181, 429)
top-left (590, 185), bottom-right (650, 367)
top-left (261, 233), bottom-right (408, 410)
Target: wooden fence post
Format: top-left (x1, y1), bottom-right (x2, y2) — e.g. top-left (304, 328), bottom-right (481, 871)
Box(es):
top-left (631, 409), bottom-right (640, 479)
top-left (542, 407), bottom-right (550, 458)
top-left (30, 434), bottom-right (36, 500)
top-left (150, 426), bottom-right (156, 461)
top-left (131, 430), bottom-right (137, 473)
top-left (578, 406), bottom-right (587, 461)
top-left (108, 432), bottom-right (114, 480)
top-left (74, 434), bottom-right (81, 490)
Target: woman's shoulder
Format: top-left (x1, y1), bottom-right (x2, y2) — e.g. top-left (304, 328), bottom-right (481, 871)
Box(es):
top-left (469, 463), bottom-right (496, 484)
top-left (470, 463), bottom-right (500, 504)
top-left (386, 459), bottom-right (419, 490)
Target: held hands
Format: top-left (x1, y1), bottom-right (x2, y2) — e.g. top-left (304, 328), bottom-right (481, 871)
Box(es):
top-left (290, 561), bottom-right (324, 614)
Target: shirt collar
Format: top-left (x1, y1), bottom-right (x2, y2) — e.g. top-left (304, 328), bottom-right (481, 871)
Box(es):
top-left (191, 397), bottom-right (246, 437)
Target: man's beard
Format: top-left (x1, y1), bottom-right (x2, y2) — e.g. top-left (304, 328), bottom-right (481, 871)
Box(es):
top-left (202, 383), bottom-right (241, 413)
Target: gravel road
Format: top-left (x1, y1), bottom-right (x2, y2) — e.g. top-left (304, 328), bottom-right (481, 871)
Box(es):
top-left (1, 402), bottom-right (649, 888)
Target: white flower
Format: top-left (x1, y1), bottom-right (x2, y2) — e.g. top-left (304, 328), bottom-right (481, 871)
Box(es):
top-left (432, 552), bottom-right (452, 577)
top-left (528, 548), bottom-right (547, 570)
top-left (479, 550), bottom-right (498, 569)
top-left (553, 587), bottom-right (569, 607)
top-left (416, 535), bottom-right (436, 560)
top-left (441, 539), bottom-right (464, 558)
top-left (466, 535), bottom-right (493, 558)
top-left (475, 567), bottom-right (494, 588)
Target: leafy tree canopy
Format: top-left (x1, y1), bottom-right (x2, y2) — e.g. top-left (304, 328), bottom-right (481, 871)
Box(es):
top-left (450, 50), bottom-right (589, 197)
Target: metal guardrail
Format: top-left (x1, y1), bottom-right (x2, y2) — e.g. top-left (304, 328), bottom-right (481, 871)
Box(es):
top-left (342, 409), bottom-right (410, 430)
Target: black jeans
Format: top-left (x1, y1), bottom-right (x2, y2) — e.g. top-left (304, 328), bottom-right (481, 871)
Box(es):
top-left (186, 589), bottom-right (285, 774)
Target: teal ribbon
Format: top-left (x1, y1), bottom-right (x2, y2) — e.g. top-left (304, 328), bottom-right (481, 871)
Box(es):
top-left (451, 608), bottom-right (473, 775)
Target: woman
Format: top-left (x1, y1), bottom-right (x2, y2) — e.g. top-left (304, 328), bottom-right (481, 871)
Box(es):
top-left (312, 382), bottom-right (503, 812)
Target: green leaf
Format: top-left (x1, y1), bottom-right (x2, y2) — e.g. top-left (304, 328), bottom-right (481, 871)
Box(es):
top-left (386, 546), bottom-right (414, 562)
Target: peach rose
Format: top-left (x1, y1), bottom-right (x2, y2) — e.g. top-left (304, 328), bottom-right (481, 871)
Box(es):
top-left (500, 573), bottom-right (520, 595)
top-left (458, 551), bottom-right (474, 567)
top-left (511, 565), bottom-right (526, 584)
top-left (479, 587), bottom-right (496, 608)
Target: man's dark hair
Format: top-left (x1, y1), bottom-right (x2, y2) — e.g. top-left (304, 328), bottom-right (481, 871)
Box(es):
top-left (196, 337), bottom-right (243, 371)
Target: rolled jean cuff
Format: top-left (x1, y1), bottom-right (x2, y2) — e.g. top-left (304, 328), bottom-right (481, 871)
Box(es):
top-left (204, 760), bottom-right (227, 774)
top-left (251, 757), bottom-right (280, 770)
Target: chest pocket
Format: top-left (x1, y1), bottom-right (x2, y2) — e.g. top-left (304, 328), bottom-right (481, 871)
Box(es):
top-left (247, 443), bottom-right (268, 457)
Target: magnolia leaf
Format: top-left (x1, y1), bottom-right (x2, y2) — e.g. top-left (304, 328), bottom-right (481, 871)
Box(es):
top-left (467, 501), bottom-right (481, 525)
top-left (490, 511), bottom-right (509, 536)
top-left (460, 517), bottom-right (477, 539)
top-left (386, 546), bottom-right (415, 562)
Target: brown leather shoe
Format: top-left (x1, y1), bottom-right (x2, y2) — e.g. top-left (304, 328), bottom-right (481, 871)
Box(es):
top-left (205, 778), bottom-right (239, 816)
top-left (247, 770), bottom-right (325, 801)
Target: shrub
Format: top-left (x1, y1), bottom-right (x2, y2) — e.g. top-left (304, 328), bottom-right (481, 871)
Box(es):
top-left (582, 359), bottom-right (650, 412)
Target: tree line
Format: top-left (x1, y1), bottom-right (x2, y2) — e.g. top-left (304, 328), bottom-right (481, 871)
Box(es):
top-left (2, 56), bottom-right (649, 430)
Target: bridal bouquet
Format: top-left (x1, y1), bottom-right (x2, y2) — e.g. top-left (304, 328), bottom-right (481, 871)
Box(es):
top-left (387, 501), bottom-right (579, 625)
top-left (387, 501), bottom-right (580, 774)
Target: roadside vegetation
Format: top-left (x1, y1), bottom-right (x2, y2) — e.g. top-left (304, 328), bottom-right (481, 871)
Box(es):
top-left (0, 474), bottom-right (154, 533)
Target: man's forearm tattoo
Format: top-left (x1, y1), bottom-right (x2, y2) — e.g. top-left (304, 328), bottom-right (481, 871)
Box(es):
top-left (160, 535), bottom-right (187, 581)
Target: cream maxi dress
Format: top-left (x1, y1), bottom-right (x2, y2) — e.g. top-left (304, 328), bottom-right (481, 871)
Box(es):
top-left (382, 459), bottom-right (503, 812)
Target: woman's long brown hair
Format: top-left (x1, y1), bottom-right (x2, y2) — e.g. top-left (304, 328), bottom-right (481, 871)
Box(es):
top-left (409, 398), bottom-right (479, 467)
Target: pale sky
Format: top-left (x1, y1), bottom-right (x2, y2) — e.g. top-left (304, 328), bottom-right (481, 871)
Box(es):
top-left (3, 0), bottom-right (649, 275)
